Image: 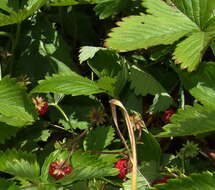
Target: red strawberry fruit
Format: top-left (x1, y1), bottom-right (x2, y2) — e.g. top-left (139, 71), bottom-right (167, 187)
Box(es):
top-left (162, 109), bottom-right (175, 123)
top-left (49, 160), bottom-right (72, 180)
top-left (32, 96), bottom-right (48, 115)
top-left (152, 176), bottom-right (171, 186)
top-left (114, 159), bottom-right (129, 180)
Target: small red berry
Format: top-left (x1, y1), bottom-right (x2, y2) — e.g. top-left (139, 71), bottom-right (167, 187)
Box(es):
top-left (162, 109), bottom-right (175, 123)
top-left (114, 159), bottom-right (129, 180)
top-left (49, 160), bottom-right (72, 180)
top-left (32, 96), bottom-right (48, 115)
top-left (152, 176), bottom-right (171, 186)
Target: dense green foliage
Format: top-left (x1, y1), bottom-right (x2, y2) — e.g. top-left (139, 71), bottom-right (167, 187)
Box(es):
top-left (0, 0), bottom-right (214, 189)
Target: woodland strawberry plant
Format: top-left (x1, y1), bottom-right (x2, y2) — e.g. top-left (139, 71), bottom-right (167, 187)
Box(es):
top-left (0, 0), bottom-right (215, 189)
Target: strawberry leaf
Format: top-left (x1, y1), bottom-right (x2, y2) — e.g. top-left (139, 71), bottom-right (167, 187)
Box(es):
top-left (0, 123), bottom-right (18, 144)
top-left (32, 73), bottom-right (104, 96)
top-left (150, 172), bottom-right (215, 190)
top-left (0, 149), bottom-right (40, 181)
top-left (157, 104), bottom-right (215, 137)
top-left (130, 66), bottom-right (167, 96)
top-left (105, 0), bottom-right (215, 71)
top-left (0, 77), bottom-right (37, 127)
top-left (0, 0), bottom-right (46, 26)
top-left (0, 178), bottom-right (19, 190)
top-left (84, 126), bottom-right (115, 151)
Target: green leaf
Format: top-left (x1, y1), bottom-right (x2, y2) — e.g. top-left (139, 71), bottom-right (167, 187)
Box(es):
top-left (84, 126), bottom-right (115, 151)
top-left (97, 76), bottom-right (117, 97)
top-left (38, 29), bottom-right (74, 74)
top-left (157, 104), bottom-right (215, 137)
top-left (48, 0), bottom-right (95, 6)
top-left (172, 0), bottom-right (215, 28)
top-left (5, 122), bottom-right (51, 152)
top-left (0, 0), bottom-right (46, 26)
top-left (105, 0), bottom-right (198, 51)
top-left (16, 17), bottom-right (74, 82)
top-left (59, 118), bottom-right (89, 130)
top-left (149, 93), bottom-right (173, 114)
top-left (80, 46), bottom-right (121, 78)
top-left (122, 172), bottom-right (150, 190)
top-left (48, 0), bottom-right (80, 6)
top-left (161, 62), bottom-right (215, 137)
top-left (94, 0), bottom-right (129, 19)
top-left (79, 46), bottom-right (101, 64)
top-left (105, 0), bottom-right (215, 71)
top-left (180, 62), bottom-right (215, 110)
top-left (135, 130), bottom-right (161, 183)
top-left (0, 123), bottom-right (18, 144)
top-left (149, 172), bottom-right (215, 190)
top-left (32, 73), bottom-right (104, 96)
top-left (0, 149), bottom-right (40, 181)
top-left (0, 76), bottom-right (37, 127)
top-left (173, 32), bottom-right (211, 71)
top-left (211, 40), bottom-right (215, 55)
top-left (130, 66), bottom-right (166, 96)
top-left (206, 17), bottom-right (215, 37)
top-left (0, 178), bottom-right (20, 190)
top-left (138, 130), bottom-right (161, 163)
top-left (114, 62), bottom-right (129, 96)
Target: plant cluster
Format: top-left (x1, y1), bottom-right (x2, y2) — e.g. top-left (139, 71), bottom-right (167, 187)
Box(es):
top-left (0, 0), bottom-right (215, 189)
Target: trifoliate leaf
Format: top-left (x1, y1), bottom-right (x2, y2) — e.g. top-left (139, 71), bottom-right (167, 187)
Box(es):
top-left (106, 0), bottom-right (215, 71)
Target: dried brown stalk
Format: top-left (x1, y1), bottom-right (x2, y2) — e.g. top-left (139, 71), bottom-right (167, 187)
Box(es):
top-left (110, 99), bottom-right (137, 190)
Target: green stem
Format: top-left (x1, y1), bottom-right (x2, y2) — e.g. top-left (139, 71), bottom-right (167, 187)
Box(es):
top-left (50, 124), bottom-right (74, 134)
top-left (9, 23), bottom-right (21, 75)
top-left (49, 103), bottom-right (69, 121)
top-left (181, 154), bottom-right (186, 174)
